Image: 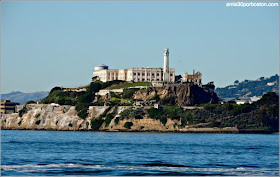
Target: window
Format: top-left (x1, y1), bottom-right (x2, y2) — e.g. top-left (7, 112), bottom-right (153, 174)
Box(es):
top-left (138, 73), bottom-right (140, 76)
top-left (157, 73), bottom-right (159, 76)
top-left (170, 73), bottom-right (173, 76)
top-left (142, 79), bottom-right (145, 81)
top-left (152, 73), bottom-right (154, 76)
top-left (142, 73), bottom-right (145, 76)
top-left (133, 73), bottom-right (136, 76)
top-left (147, 73), bottom-right (150, 76)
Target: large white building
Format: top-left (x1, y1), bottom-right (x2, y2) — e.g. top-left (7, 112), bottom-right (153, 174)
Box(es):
top-left (93, 48), bottom-right (175, 83)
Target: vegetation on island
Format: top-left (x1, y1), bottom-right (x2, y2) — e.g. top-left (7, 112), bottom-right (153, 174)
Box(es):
top-left (108, 82), bottom-right (150, 89)
top-left (41, 80), bottom-right (124, 119)
top-left (124, 122), bottom-right (133, 129)
top-left (38, 78), bottom-right (279, 132)
top-left (116, 91), bottom-right (279, 131)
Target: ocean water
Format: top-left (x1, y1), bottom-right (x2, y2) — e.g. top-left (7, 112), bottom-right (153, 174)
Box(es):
top-left (1, 130), bottom-right (279, 176)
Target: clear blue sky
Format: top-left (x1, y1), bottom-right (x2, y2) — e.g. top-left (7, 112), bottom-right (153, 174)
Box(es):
top-left (1, 1), bottom-right (279, 94)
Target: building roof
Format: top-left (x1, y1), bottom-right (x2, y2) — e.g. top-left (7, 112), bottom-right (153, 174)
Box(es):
top-left (96, 64), bottom-right (108, 67)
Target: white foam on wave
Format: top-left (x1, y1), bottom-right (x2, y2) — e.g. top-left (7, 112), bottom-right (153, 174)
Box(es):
top-left (1, 163), bottom-right (279, 176)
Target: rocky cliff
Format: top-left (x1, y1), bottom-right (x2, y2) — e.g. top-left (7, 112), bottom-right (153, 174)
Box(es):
top-left (2, 104), bottom-right (88, 131)
top-left (2, 103), bottom-right (276, 133)
top-left (1, 104), bottom-right (180, 132)
top-left (134, 84), bottom-right (219, 106)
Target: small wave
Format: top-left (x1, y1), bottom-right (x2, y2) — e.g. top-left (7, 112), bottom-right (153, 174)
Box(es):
top-left (1, 163), bottom-right (279, 176)
top-left (236, 167), bottom-right (245, 170)
top-left (143, 163), bottom-right (190, 168)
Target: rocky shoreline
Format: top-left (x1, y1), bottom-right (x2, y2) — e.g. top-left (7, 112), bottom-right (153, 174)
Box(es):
top-left (1, 125), bottom-right (277, 134)
top-left (1, 104), bottom-right (278, 134)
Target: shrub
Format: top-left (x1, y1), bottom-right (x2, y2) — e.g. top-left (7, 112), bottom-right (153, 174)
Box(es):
top-left (77, 109), bottom-right (88, 119)
top-left (153, 94), bottom-right (160, 102)
top-left (124, 122), bottom-right (133, 129)
top-left (159, 95), bottom-right (176, 105)
top-left (257, 92), bottom-right (279, 106)
top-left (101, 80), bottom-right (125, 89)
top-left (105, 114), bottom-right (114, 127)
top-left (92, 101), bottom-right (105, 106)
top-left (18, 120), bottom-right (22, 126)
top-left (114, 117), bottom-right (120, 125)
top-left (111, 92), bottom-right (121, 99)
top-left (131, 108), bottom-right (144, 119)
top-left (57, 98), bottom-right (74, 106)
top-left (147, 107), bottom-right (163, 119)
top-left (50, 86), bottom-right (62, 93)
top-left (164, 106), bottom-right (182, 120)
top-left (35, 113), bottom-right (40, 118)
top-left (160, 117), bottom-right (167, 125)
top-left (135, 115), bottom-right (143, 119)
top-left (87, 82), bottom-right (102, 93)
top-left (230, 103), bottom-right (256, 116)
top-left (99, 106), bottom-right (112, 118)
top-left (122, 88), bottom-right (139, 99)
top-left (18, 106), bottom-right (27, 117)
top-left (91, 118), bottom-right (104, 130)
top-left (120, 109), bottom-right (131, 119)
top-left (210, 119), bottom-right (218, 127)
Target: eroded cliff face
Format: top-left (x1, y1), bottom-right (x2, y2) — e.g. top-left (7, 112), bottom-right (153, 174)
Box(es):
top-left (2, 104), bottom-right (88, 131)
top-left (101, 115), bottom-right (180, 132)
top-left (1, 104), bottom-right (180, 131)
top-left (134, 84), bottom-right (219, 106)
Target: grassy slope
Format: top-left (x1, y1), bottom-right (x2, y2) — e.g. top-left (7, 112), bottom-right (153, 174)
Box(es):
top-left (108, 82), bottom-right (150, 89)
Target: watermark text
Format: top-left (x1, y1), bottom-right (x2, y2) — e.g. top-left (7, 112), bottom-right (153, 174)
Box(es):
top-left (226, 2), bottom-right (279, 7)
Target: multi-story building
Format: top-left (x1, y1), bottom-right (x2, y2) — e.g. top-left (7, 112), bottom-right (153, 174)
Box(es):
top-left (1, 100), bottom-right (20, 115)
top-left (93, 48), bottom-right (175, 83)
top-left (183, 69), bottom-right (202, 86)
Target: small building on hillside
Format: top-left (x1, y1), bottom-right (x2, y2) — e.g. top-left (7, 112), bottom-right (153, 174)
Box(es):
top-left (235, 98), bottom-right (252, 105)
top-left (16, 105), bottom-right (24, 113)
top-left (1, 100), bottom-right (20, 114)
top-left (250, 96), bottom-right (262, 102)
top-left (183, 69), bottom-right (202, 86)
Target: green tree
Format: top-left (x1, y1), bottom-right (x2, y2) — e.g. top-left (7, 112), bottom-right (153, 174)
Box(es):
top-left (124, 122), bottom-right (133, 129)
top-left (257, 92), bottom-right (279, 106)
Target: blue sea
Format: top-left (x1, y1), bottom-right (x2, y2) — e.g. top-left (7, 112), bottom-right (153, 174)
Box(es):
top-left (1, 130), bottom-right (279, 176)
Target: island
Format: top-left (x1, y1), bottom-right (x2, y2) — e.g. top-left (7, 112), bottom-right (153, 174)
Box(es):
top-left (1, 80), bottom-right (279, 133)
top-left (1, 48), bottom-right (279, 133)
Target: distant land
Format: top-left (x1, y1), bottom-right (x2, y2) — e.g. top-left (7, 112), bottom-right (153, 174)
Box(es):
top-left (1, 91), bottom-right (49, 104)
top-left (215, 74), bottom-right (279, 99)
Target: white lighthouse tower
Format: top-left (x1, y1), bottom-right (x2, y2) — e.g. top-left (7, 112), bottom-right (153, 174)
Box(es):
top-left (163, 48), bottom-right (169, 82)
